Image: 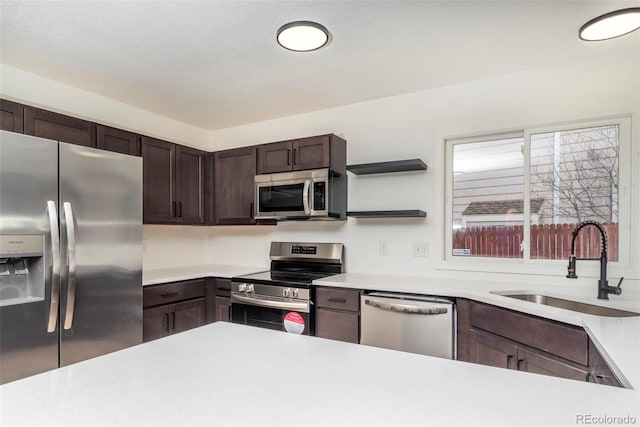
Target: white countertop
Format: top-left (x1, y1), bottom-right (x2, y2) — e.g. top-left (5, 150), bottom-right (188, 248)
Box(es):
top-left (315, 273), bottom-right (640, 390)
top-left (1, 322), bottom-right (638, 426)
top-left (142, 266), bottom-right (640, 390)
top-left (143, 264), bottom-right (266, 286)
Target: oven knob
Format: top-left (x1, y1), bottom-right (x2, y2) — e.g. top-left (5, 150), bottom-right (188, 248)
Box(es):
top-left (238, 283), bottom-right (246, 292)
top-left (247, 284), bottom-right (255, 293)
top-left (292, 289), bottom-right (299, 298)
top-left (283, 288), bottom-right (291, 298)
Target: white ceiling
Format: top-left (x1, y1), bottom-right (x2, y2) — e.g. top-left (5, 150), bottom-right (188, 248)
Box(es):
top-left (1, 1), bottom-right (639, 130)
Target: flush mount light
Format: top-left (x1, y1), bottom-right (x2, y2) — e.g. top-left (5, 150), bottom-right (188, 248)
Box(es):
top-left (579, 7), bottom-right (640, 41)
top-left (277, 21), bottom-right (330, 52)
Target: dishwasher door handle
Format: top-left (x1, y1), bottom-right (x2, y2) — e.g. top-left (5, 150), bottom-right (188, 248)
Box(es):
top-left (364, 298), bottom-right (448, 315)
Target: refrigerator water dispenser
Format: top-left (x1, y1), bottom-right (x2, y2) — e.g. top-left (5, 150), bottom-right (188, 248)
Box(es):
top-left (0, 234), bottom-right (45, 306)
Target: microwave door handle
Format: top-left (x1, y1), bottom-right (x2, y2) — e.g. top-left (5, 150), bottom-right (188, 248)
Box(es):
top-left (302, 180), bottom-right (311, 214)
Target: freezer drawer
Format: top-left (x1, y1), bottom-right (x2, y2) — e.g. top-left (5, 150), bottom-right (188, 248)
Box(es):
top-left (360, 293), bottom-right (455, 359)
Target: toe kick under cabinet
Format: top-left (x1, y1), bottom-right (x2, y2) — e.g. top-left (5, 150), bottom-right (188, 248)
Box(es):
top-left (143, 279), bottom-right (206, 342)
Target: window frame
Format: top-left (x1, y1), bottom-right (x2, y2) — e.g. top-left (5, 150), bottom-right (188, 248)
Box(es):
top-left (441, 115), bottom-right (632, 277)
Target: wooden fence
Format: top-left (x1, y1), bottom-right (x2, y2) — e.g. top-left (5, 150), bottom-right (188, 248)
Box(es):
top-left (452, 223), bottom-right (618, 261)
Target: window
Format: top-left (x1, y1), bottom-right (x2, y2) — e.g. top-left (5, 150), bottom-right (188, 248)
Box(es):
top-left (446, 117), bottom-right (630, 265)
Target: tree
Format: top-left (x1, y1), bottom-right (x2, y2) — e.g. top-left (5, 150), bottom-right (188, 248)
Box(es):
top-left (530, 125), bottom-right (618, 224)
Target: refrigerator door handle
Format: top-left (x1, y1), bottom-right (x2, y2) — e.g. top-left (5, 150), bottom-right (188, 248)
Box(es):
top-left (46, 201), bottom-right (61, 333)
top-left (62, 202), bottom-right (77, 330)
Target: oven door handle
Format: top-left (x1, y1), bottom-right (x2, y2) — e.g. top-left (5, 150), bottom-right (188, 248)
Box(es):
top-left (232, 294), bottom-right (310, 313)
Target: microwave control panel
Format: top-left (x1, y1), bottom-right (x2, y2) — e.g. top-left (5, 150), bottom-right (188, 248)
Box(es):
top-left (313, 182), bottom-right (326, 211)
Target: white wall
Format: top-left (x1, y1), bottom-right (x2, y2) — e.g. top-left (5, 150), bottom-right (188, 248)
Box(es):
top-left (208, 49), bottom-right (640, 288)
top-left (0, 64), bottom-right (210, 150)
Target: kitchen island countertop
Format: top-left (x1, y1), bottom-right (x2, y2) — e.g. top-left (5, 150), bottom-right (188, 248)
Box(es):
top-left (1, 322), bottom-right (638, 426)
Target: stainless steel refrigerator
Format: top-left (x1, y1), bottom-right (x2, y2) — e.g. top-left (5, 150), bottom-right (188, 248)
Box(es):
top-left (0, 130), bottom-right (142, 384)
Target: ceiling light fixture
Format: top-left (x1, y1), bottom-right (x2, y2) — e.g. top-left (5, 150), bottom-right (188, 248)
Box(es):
top-left (579, 7), bottom-right (640, 41)
top-left (277, 21), bottom-right (330, 52)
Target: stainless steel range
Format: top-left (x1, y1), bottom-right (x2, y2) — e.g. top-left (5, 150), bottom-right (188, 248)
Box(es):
top-left (231, 242), bottom-right (344, 335)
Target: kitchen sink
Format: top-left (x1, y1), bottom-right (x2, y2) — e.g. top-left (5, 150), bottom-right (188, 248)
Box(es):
top-left (491, 292), bottom-right (640, 317)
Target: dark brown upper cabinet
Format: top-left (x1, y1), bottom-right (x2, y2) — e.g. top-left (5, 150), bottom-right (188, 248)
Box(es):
top-left (1, 99), bottom-right (24, 133)
top-left (96, 124), bottom-right (141, 156)
top-left (256, 134), bottom-right (346, 174)
top-left (175, 145), bottom-right (206, 224)
top-left (142, 136), bottom-right (205, 225)
top-left (142, 137), bottom-right (175, 223)
top-left (213, 146), bottom-right (257, 225)
top-left (24, 106), bottom-right (95, 148)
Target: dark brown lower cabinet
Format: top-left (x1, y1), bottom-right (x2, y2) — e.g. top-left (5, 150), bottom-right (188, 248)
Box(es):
top-left (468, 328), bottom-right (588, 381)
top-left (204, 278), bottom-right (232, 323)
top-left (215, 297), bottom-right (232, 322)
top-left (143, 279), bottom-right (205, 342)
top-left (143, 299), bottom-right (205, 342)
top-left (314, 286), bottom-right (361, 343)
top-left (459, 299), bottom-right (622, 387)
top-left (467, 328), bottom-right (517, 369)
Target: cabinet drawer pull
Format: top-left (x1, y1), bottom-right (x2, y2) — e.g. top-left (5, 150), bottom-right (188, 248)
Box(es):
top-left (589, 373), bottom-right (604, 384)
top-left (161, 291), bottom-right (179, 298)
top-left (327, 297), bottom-right (347, 303)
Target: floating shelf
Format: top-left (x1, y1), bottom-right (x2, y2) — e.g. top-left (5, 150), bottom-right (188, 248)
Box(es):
top-left (347, 159), bottom-right (427, 175)
top-left (347, 210), bottom-right (427, 218)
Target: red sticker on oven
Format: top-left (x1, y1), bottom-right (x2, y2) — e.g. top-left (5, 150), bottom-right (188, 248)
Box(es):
top-left (283, 312), bottom-right (305, 334)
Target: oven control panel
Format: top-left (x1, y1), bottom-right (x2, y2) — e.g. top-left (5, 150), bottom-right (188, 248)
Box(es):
top-left (231, 282), bottom-right (310, 301)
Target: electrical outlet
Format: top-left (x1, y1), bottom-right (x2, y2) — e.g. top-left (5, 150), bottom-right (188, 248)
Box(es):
top-left (413, 241), bottom-right (428, 257)
top-left (379, 240), bottom-right (389, 256)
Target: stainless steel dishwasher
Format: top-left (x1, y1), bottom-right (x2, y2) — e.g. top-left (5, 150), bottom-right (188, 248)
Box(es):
top-left (360, 292), bottom-right (456, 359)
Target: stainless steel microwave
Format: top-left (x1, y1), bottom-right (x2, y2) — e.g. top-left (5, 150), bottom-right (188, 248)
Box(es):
top-left (254, 169), bottom-right (346, 220)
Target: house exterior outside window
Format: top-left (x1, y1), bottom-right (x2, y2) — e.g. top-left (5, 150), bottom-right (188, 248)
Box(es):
top-left (445, 116), bottom-right (630, 268)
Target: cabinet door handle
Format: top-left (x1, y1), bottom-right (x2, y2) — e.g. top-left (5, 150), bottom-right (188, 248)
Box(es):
top-left (161, 291), bottom-right (179, 298)
top-left (250, 202), bottom-right (254, 220)
top-left (287, 149), bottom-right (291, 165)
top-left (172, 201), bottom-right (177, 218)
top-left (327, 297), bottom-right (347, 303)
top-left (171, 311), bottom-right (176, 330)
top-left (517, 359), bottom-right (524, 370)
top-left (506, 355), bottom-right (513, 369)
top-left (292, 148), bottom-right (297, 165)
top-left (164, 312), bottom-right (170, 331)
top-left (589, 373), bottom-right (604, 384)
top-left (177, 202), bottom-right (182, 218)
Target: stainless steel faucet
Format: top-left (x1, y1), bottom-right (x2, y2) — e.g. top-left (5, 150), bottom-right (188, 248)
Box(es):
top-left (566, 220), bottom-right (623, 300)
